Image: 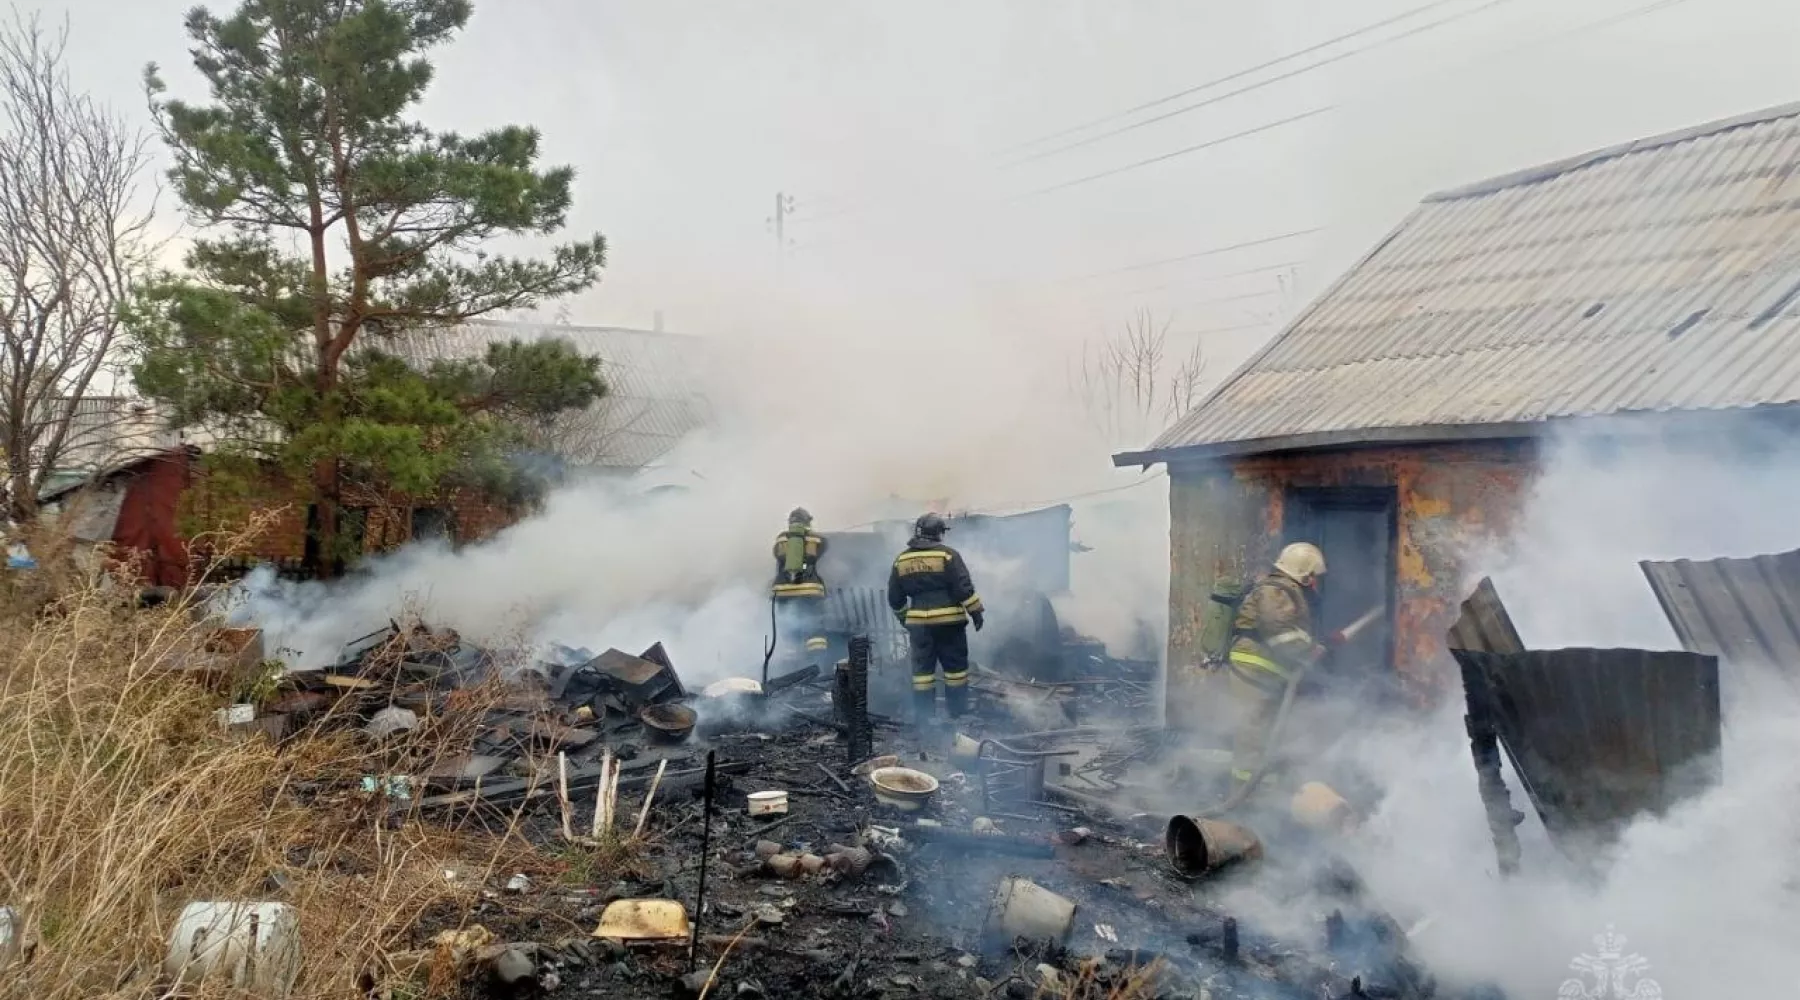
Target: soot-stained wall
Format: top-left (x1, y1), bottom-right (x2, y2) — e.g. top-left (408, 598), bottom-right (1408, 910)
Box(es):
top-left (1164, 439), bottom-right (1535, 720)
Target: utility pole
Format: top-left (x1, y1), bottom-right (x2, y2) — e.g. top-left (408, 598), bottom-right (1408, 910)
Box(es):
top-left (767, 192), bottom-right (797, 271)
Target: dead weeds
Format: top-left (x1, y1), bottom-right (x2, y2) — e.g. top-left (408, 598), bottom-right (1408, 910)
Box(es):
top-left (0, 533), bottom-right (612, 999)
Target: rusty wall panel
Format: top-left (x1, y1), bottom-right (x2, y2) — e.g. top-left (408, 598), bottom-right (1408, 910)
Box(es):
top-left (1165, 465), bottom-right (1269, 730)
top-left (1171, 440), bottom-right (1534, 709)
top-left (1451, 647), bottom-right (1722, 861)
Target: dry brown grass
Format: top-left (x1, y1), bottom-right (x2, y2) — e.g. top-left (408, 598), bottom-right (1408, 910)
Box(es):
top-left (1045, 956), bottom-right (1167, 1000)
top-left (0, 534), bottom-right (567, 999)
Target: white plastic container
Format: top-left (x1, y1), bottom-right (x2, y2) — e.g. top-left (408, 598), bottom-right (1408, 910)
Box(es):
top-left (215, 704), bottom-right (255, 728)
top-left (987, 878), bottom-right (1076, 944)
top-left (163, 901), bottom-right (302, 996)
top-left (747, 790), bottom-right (788, 817)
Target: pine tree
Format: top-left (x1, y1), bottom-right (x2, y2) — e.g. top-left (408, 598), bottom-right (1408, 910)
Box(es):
top-left (129, 0), bottom-right (607, 576)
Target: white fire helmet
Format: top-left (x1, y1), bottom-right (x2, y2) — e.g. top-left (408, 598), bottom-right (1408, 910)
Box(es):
top-left (1274, 542), bottom-right (1327, 585)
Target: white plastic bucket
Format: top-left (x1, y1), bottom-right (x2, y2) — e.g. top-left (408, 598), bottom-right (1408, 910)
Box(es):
top-left (747, 790), bottom-right (789, 816)
top-left (987, 878), bottom-right (1076, 943)
top-left (163, 901), bottom-right (302, 996)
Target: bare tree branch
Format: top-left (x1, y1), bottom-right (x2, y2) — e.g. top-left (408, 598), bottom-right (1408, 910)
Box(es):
top-left (0, 12), bottom-right (157, 524)
top-left (519, 395), bottom-right (656, 469)
top-left (1068, 307), bottom-right (1210, 448)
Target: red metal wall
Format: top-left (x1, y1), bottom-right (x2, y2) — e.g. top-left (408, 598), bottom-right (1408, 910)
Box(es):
top-left (101, 450), bottom-right (528, 584)
top-left (1165, 440), bottom-right (1535, 712)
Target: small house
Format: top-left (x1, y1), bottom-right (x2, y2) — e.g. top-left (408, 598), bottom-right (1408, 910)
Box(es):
top-left (1115, 102), bottom-right (1800, 712)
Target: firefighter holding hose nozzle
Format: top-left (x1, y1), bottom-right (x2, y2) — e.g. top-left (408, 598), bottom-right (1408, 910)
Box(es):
top-left (1225, 542), bottom-right (1349, 794)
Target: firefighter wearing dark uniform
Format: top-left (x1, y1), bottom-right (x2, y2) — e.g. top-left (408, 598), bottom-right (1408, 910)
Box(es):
top-left (887, 513), bottom-right (985, 722)
top-left (771, 507), bottom-right (829, 662)
top-left (1226, 542), bottom-right (1335, 792)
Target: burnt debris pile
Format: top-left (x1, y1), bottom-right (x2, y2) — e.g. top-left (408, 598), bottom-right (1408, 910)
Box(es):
top-left (182, 611), bottom-right (1511, 1000)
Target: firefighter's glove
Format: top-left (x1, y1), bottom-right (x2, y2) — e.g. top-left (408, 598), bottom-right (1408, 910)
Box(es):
top-left (1326, 630), bottom-right (1348, 647)
top-left (894, 610), bottom-right (907, 627)
top-left (971, 610), bottom-right (985, 632)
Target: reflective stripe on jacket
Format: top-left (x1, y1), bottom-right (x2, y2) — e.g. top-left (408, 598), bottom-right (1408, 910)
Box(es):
top-left (771, 527), bottom-right (828, 599)
top-left (1228, 570), bottom-right (1321, 680)
top-left (887, 540), bottom-right (983, 627)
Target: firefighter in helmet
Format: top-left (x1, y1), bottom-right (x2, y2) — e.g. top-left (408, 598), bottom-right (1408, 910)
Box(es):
top-left (1226, 542), bottom-right (1344, 792)
top-left (771, 507), bottom-right (829, 663)
top-left (887, 512), bottom-right (985, 724)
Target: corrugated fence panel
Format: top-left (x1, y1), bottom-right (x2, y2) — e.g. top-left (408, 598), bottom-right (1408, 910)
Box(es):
top-left (1641, 548), bottom-right (1800, 675)
top-left (1451, 648), bottom-right (1721, 860)
top-left (1446, 576), bottom-right (1526, 654)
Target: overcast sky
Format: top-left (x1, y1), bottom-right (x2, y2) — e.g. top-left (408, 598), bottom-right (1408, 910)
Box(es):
top-left (37, 0), bottom-right (1800, 383)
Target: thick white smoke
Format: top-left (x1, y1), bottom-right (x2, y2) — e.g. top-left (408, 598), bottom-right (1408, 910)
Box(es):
top-left (1328, 419), bottom-right (1800, 997)
top-left (222, 297), bottom-right (1172, 690)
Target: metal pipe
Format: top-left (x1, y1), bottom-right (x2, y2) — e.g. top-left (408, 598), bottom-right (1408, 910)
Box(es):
top-left (687, 750), bottom-right (716, 973)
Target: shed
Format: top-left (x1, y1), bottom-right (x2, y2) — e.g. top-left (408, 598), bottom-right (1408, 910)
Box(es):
top-left (1114, 101), bottom-right (1800, 711)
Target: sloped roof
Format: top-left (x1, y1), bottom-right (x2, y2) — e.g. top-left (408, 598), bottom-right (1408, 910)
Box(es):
top-left (1119, 101), bottom-right (1800, 465)
top-left (390, 321), bottom-right (712, 469)
top-left (38, 397), bottom-right (182, 475)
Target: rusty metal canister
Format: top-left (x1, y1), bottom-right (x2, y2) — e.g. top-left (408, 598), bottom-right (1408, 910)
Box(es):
top-left (1165, 815), bottom-right (1263, 878)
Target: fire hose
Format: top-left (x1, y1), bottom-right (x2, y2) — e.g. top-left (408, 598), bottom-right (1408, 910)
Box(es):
top-left (1196, 603), bottom-right (1383, 818)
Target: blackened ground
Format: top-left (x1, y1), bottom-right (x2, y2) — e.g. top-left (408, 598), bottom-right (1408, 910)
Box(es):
top-left (409, 679), bottom-right (1502, 1000)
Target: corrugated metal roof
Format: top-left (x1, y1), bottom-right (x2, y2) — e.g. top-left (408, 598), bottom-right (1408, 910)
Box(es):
top-left (37, 397), bottom-right (182, 475)
top-left (1123, 101), bottom-right (1800, 463)
top-left (1640, 547), bottom-right (1800, 680)
top-left (390, 321), bottom-right (712, 469)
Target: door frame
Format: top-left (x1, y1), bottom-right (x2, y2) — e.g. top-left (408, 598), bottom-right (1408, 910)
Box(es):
top-left (1282, 485), bottom-right (1400, 677)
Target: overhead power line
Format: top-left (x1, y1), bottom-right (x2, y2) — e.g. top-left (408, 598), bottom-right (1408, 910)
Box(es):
top-left (1061, 229), bottom-right (1323, 284)
top-left (1171, 288), bottom-right (1282, 310)
top-left (1120, 259), bottom-right (1304, 297)
top-left (1001, 0), bottom-right (1473, 157)
top-left (1014, 0), bottom-right (1518, 164)
top-left (1025, 107), bottom-right (1334, 197)
top-left (1180, 319), bottom-right (1279, 338)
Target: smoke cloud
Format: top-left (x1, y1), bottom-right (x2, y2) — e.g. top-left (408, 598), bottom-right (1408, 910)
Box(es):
top-left (1317, 418), bottom-right (1800, 997)
top-left (223, 295), bottom-right (1172, 691)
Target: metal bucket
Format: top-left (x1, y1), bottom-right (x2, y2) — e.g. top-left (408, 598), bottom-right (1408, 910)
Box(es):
top-left (986, 877), bottom-right (1076, 944)
top-left (639, 703), bottom-right (697, 743)
top-left (1165, 815), bottom-right (1263, 878)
